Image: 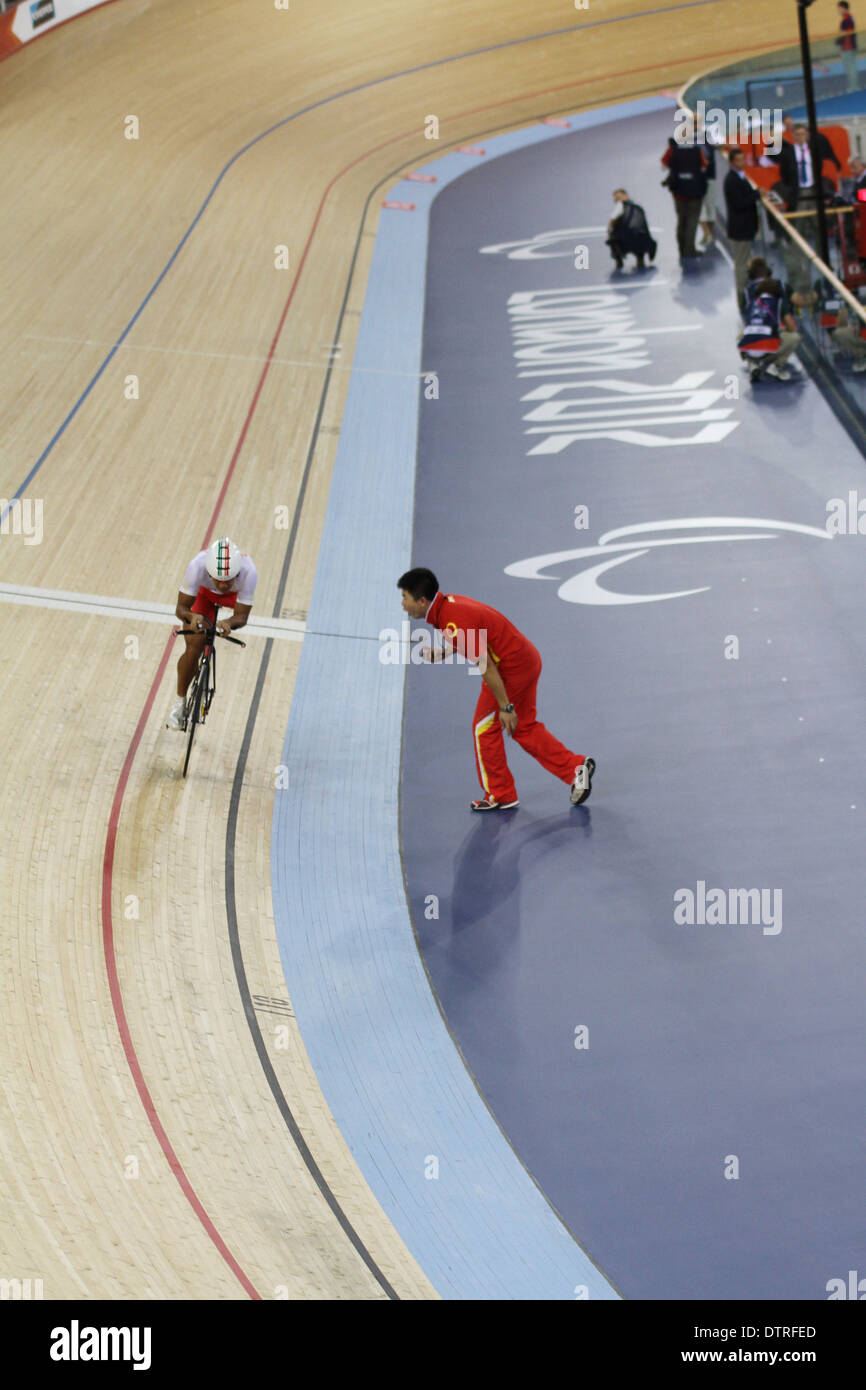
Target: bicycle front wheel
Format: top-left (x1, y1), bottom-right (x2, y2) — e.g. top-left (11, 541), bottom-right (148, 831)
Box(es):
top-left (182, 670), bottom-right (206, 778)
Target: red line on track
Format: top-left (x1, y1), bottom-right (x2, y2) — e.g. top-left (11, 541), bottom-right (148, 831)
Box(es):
top-left (99, 50), bottom-right (782, 1296)
top-left (101, 640), bottom-right (261, 1298)
top-left (102, 121), bottom-right (461, 1303)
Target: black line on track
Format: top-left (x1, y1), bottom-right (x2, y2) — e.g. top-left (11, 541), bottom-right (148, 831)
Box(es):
top-left (224, 635), bottom-right (401, 1300)
top-left (223, 87), bottom-right (667, 1300)
top-left (223, 180), bottom-right (400, 1299)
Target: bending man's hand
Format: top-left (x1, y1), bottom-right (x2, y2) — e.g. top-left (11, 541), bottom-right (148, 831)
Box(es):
top-left (425, 640), bottom-right (454, 663)
top-left (500, 708), bottom-right (518, 737)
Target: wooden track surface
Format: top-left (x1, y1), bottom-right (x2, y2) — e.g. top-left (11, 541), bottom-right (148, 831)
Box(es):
top-left (0, 0), bottom-right (807, 1300)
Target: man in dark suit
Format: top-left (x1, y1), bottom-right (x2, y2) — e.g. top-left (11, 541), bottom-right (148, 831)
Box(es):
top-left (852, 155), bottom-right (866, 184)
top-left (724, 148), bottom-right (767, 301)
top-left (844, 155), bottom-right (866, 199)
top-left (761, 123), bottom-right (841, 211)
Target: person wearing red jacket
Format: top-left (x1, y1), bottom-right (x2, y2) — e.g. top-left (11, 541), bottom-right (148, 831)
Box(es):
top-left (398, 567), bottom-right (595, 811)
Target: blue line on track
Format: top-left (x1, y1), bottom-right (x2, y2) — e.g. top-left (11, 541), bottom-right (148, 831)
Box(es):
top-left (268, 95), bottom-right (673, 1301)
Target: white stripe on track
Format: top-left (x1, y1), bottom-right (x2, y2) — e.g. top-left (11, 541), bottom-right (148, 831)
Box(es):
top-left (0, 582), bottom-right (305, 641)
top-left (23, 333), bottom-right (428, 380)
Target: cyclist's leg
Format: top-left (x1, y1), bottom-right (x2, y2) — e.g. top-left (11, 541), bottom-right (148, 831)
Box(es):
top-left (177, 595), bottom-right (215, 696)
top-left (177, 633), bottom-right (206, 697)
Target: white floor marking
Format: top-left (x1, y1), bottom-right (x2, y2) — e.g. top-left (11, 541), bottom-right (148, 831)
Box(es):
top-left (0, 581), bottom-right (305, 641)
top-left (23, 333), bottom-right (427, 379)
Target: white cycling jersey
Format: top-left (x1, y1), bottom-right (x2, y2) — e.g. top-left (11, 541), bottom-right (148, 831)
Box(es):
top-left (180, 550), bottom-right (258, 606)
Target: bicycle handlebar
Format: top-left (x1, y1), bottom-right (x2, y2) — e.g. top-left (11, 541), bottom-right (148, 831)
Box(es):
top-left (176, 626), bottom-right (246, 647)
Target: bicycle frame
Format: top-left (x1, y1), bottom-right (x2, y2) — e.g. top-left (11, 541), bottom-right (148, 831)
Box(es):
top-left (175, 613), bottom-right (245, 776)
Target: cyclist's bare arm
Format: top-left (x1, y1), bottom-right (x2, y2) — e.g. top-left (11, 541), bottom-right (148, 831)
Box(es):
top-left (215, 602), bottom-right (251, 636)
top-left (224, 602), bottom-right (251, 631)
top-left (175, 590), bottom-right (200, 627)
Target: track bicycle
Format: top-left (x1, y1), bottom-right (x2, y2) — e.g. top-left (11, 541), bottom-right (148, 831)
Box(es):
top-left (175, 614), bottom-right (245, 777)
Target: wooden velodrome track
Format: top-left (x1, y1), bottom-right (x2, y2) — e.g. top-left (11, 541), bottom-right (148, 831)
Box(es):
top-left (0, 0), bottom-right (820, 1301)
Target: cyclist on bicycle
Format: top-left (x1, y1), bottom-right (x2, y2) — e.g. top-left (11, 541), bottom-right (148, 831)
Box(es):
top-left (166, 536), bottom-right (257, 729)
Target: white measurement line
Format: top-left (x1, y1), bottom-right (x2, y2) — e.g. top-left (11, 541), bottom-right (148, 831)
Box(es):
top-left (0, 582), bottom-right (306, 641)
top-left (23, 333), bottom-right (427, 380)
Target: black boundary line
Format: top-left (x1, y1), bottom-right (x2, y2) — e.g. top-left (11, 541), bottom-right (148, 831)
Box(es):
top-left (222, 88), bottom-right (666, 1302)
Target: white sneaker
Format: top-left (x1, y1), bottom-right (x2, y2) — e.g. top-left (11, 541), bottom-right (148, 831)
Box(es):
top-left (570, 757), bottom-right (596, 806)
top-left (853, 358), bottom-right (866, 373)
top-left (166, 698), bottom-right (186, 731)
top-left (766, 363), bottom-right (792, 381)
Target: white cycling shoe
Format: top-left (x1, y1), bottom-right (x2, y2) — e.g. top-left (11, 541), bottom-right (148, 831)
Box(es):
top-left (166, 699), bottom-right (186, 731)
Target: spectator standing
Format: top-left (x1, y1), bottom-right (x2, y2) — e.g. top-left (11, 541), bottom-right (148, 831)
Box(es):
top-left (724, 148), bottom-right (764, 302)
top-left (761, 123), bottom-right (840, 214)
top-left (838, 3), bottom-right (859, 93)
top-left (697, 124), bottom-right (720, 247)
top-left (767, 113), bottom-right (839, 176)
top-left (781, 124), bottom-right (818, 214)
top-left (841, 155), bottom-right (866, 259)
top-left (661, 135), bottom-right (707, 259)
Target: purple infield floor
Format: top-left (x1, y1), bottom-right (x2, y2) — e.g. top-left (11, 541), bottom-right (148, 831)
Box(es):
top-left (399, 106), bottom-right (866, 1300)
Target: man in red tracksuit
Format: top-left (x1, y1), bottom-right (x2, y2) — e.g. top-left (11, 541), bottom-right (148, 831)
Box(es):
top-left (398, 567), bottom-right (595, 811)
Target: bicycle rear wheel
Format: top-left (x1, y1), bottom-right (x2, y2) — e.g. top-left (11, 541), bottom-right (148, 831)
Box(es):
top-left (182, 667), bottom-right (206, 778)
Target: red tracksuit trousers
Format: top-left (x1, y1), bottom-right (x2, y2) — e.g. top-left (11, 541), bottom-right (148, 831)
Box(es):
top-left (472, 653), bottom-right (585, 802)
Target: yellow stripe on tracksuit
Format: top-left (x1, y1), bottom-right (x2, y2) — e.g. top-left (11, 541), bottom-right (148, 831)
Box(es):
top-left (474, 712), bottom-right (498, 794)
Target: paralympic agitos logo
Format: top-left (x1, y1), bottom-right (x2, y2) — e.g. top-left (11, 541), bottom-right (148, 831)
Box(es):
top-left (505, 517), bottom-right (832, 605)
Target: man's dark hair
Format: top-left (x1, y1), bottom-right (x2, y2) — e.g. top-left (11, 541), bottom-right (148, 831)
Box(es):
top-left (756, 277), bottom-right (783, 297)
top-left (748, 255), bottom-right (770, 279)
top-left (397, 567), bottom-right (439, 600)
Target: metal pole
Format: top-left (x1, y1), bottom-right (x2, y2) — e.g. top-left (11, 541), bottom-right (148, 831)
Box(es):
top-left (796, 0), bottom-right (831, 265)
